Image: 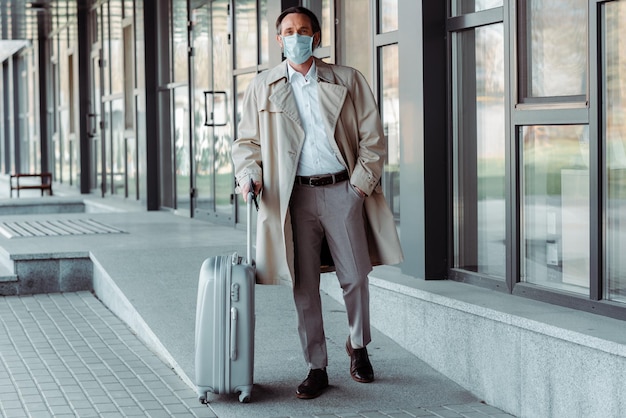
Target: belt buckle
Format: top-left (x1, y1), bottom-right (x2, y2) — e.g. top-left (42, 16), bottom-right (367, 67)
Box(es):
top-left (308, 175), bottom-right (322, 186)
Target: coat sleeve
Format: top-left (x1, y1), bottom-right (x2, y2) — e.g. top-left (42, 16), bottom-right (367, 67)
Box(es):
top-left (349, 70), bottom-right (387, 196)
top-left (232, 78), bottom-right (263, 193)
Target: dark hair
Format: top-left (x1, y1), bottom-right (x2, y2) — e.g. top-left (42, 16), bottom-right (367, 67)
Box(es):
top-left (275, 6), bottom-right (321, 47)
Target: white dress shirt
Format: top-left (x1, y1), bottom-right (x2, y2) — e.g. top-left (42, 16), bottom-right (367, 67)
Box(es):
top-left (287, 62), bottom-right (345, 176)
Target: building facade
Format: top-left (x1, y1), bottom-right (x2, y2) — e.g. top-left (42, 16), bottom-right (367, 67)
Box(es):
top-left (1, 0), bottom-right (625, 328)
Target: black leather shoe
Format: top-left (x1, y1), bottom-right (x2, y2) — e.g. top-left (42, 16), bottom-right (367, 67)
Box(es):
top-left (296, 368), bottom-right (329, 399)
top-left (346, 337), bottom-right (374, 383)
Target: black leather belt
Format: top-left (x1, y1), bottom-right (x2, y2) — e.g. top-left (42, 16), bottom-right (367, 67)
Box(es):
top-left (295, 171), bottom-right (349, 187)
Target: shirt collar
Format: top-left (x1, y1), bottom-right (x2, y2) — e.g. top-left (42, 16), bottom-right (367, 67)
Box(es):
top-left (287, 60), bottom-right (317, 83)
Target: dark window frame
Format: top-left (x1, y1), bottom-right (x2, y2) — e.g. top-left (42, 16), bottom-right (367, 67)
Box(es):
top-left (447, 0), bottom-right (626, 321)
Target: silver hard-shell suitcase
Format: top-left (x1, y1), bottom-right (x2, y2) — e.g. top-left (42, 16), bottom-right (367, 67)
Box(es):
top-left (195, 190), bottom-right (256, 404)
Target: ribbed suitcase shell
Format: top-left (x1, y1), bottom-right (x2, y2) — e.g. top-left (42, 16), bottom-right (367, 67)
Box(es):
top-left (195, 253), bottom-right (255, 403)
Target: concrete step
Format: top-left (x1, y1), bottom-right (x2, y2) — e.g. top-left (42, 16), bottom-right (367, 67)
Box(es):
top-left (0, 261), bottom-right (18, 295)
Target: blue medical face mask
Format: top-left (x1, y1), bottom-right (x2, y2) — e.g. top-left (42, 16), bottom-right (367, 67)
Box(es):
top-left (281, 34), bottom-right (314, 65)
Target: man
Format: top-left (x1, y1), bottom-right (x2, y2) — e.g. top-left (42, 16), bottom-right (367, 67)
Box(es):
top-left (232, 6), bottom-right (403, 400)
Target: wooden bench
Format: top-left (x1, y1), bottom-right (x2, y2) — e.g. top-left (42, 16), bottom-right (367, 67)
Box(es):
top-left (9, 173), bottom-right (53, 198)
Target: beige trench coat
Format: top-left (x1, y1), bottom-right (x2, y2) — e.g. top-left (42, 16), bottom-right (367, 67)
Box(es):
top-left (232, 58), bottom-right (404, 285)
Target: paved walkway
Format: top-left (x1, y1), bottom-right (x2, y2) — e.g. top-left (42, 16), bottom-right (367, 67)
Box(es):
top-left (0, 290), bottom-right (513, 418)
top-left (0, 176), bottom-right (514, 417)
top-left (0, 292), bottom-right (208, 418)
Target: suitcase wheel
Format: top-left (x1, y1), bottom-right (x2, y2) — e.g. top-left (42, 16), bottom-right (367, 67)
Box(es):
top-left (239, 391), bottom-right (251, 403)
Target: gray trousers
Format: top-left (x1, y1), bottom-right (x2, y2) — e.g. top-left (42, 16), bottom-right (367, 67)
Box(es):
top-left (289, 180), bottom-right (372, 370)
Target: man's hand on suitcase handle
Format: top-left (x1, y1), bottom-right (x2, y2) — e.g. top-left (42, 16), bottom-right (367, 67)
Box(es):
top-left (243, 178), bottom-right (260, 211)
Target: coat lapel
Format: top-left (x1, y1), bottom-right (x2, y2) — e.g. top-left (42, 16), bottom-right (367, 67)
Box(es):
top-left (269, 81), bottom-right (302, 127)
top-left (316, 61), bottom-right (347, 135)
top-left (317, 81), bottom-right (347, 136)
top-left (266, 61), bottom-right (301, 126)
top-left (266, 59), bottom-right (348, 136)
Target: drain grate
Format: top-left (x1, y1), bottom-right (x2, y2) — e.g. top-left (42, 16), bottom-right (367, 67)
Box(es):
top-left (0, 219), bottom-right (126, 239)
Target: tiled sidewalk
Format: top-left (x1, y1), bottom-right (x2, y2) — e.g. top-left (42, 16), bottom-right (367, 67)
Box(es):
top-left (273, 404), bottom-right (514, 417)
top-left (0, 292), bottom-right (210, 418)
top-left (0, 292), bottom-right (514, 418)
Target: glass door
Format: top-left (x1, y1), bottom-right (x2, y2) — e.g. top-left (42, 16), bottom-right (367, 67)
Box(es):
top-left (191, 0), bottom-right (234, 223)
top-left (89, 49), bottom-right (105, 196)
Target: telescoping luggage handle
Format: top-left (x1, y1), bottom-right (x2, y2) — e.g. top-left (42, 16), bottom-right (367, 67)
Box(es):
top-left (246, 178), bottom-right (258, 265)
top-left (229, 179), bottom-right (256, 361)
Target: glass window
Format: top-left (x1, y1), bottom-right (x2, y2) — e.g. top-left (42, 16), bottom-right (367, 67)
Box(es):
top-left (213, 0), bottom-right (232, 94)
top-left (104, 101), bottom-right (112, 193)
top-left (127, 131), bottom-right (137, 199)
top-left (123, 24), bottom-right (134, 129)
top-left (379, 0), bottom-right (398, 33)
top-left (453, 24), bottom-right (506, 279)
top-left (520, 0), bottom-right (587, 99)
top-left (380, 44), bottom-right (400, 222)
top-left (111, 98), bottom-right (125, 194)
top-left (303, 0), bottom-right (331, 54)
top-left (235, 0), bottom-right (258, 69)
top-left (173, 0), bottom-right (188, 83)
top-left (453, 0), bottom-right (503, 16)
top-left (91, 8), bottom-right (99, 47)
top-left (236, 74), bottom-right (255, 130)
top-left (124, 0), bottom-right (133, 18)
top-left (191, 4), bottom-right (212, 211)
top-left (321, 0), bottom-right (331, 49)
top-left (174, 86), bottom-right (190, 209)
top-left (211, 0), bottom-right (234, 217)
top-left (102, 4), bottom-right (110, 95)
top-left (259, 0), bottom-right (269, 65)
top-left (235, 73), bottom-right (256, 221)
top-left (135, 0), bottom-right (145, 91)
top-left (109, 0), bottom-right (124, 95)
top-left (521, 125), bottom-right (589, 294)
top-left (339, 0), bottom-right (371, 82)
top-left (603, 0), bottom-right (626, 302)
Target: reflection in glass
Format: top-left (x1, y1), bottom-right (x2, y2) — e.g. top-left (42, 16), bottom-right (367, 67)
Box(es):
top-left (379, 0), bottom-right (398, 33)
top-left (186, 0), bottom-right (234, 216)
top-left (453, 0), bottom-right (503, 16)
top-left (28, 44), bottom-right (41, 172)
top-left (453, 24), bottom-right (506, 279)
top-left (340, 0), bottom-right (371, 82)
top-left (235, 0), bottom-right (257, 69)
top-left (58, 36), bottom-right (70, 184)
top-left (109, 0), bottom-right (124, 94)
top-left (104, 102), bottom-right (112, 194)
top-left (213, 0), bottom-right (232, 103)
top-left (173, 0), bottom-right (188, 83)
top-left (321, 0), bottom-right (331, 49)
top-left (521, 125), bottom-right (589, 294)
top-left (102, 4), bottom-right (110, 95)
top-left (111, 98), bottom-right (125, 195)
top-left (260, 0), bottom-right (269, 65)
top-left (135, 0), bottom-right (145, 91)
top-left (213, 0), bottom-right (234, 216)
top-left (236, 74), bottom-right (255, 221)
top-left (174, 87), bottom-right (190, 210)
top-left (524, 0), bottom-right (587, 98)
top-left (380, 45), bottom-right (400, 222)
top-left (123, 0), bottom-right (133, 18)
top-left (91, 54), bottom-right (103, 192)
top-left (123, 24), bottom-right (134, 130)
top-left (604, 1), bottom-right (626, 303)
top-left (192, 5), bottom-right (215, 212)
top-left (127, 114), bottom-right (138, 198)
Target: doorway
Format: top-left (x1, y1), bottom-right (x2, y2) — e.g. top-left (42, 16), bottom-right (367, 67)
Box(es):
top-left (190, 0), bottom-right (235, 224)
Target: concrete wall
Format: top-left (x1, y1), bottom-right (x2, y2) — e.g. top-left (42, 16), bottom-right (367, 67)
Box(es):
top-left (321, 266), bottom-right (626, 418)
top-left (0, 253), bottom-right (92, 296)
